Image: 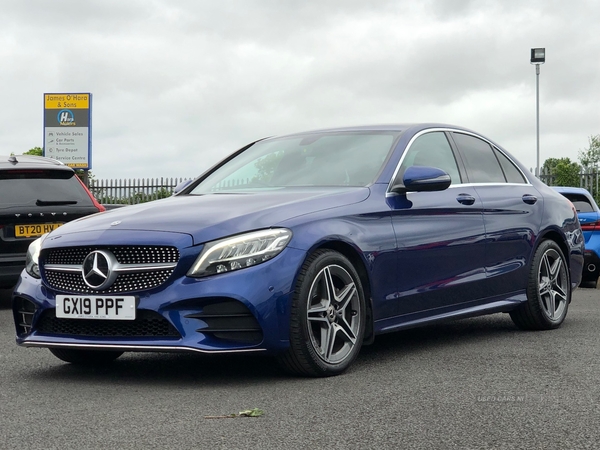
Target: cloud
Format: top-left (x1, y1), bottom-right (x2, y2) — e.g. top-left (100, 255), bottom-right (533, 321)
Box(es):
top-left (1, 0), bottom-right (598, 178)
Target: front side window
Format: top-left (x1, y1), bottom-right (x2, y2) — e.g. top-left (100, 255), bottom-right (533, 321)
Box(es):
top-left (397, 132), bottom-right (461, 184)
top-left (451, 133), bottom-right (505, 183)
top-left (190, 132), bottom-right (399, 194)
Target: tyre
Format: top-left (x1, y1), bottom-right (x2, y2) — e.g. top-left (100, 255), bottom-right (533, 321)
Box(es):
top-left (278, 249), bottom-right (366, 377)
top-left (510, 240), bottom-right (570, 330)
top-left (49, 348), bottom-right (124, 365)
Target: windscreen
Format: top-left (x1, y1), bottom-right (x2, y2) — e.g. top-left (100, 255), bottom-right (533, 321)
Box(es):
top-left (190, 131), bottom-right (399, 194)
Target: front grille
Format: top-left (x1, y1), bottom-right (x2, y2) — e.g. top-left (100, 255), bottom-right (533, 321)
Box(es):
top-left (185, 300), bottom-right (263, 344)
top-left (36, 309), bottom-right (181, 338)
top-left (43, 246), bottom-right (180, 294)
top-left (45, 269), bottom-right (175, 294)
top-left (46, 246), bottom-right (179, 265)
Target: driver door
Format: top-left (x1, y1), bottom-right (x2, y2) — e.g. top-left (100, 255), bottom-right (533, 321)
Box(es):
top-left (387, 131), bottom-right (487, 319)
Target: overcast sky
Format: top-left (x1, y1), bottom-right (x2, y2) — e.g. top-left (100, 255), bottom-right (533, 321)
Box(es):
top-left (1, 0), bottom-right (599, 180)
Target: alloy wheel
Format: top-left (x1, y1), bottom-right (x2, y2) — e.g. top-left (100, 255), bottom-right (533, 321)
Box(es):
top-left (537, 248), bottom-right (568, 321)
top-left (306, 264), bottom-right (361, 364)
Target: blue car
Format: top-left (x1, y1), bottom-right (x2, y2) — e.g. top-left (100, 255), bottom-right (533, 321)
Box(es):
top-left (552, 187), bottom-right (600, 284)
top-left (12, 124), bottom-right (584, 376)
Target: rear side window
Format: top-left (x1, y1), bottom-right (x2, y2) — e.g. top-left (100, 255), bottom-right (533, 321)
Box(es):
top-left (560, 193), bottom-right (595, 213)
top-left (494, 148), bottom-right (526, 183)
top-left (451, 133), bottom-right (505, 183)
top-left (0, 169), bottom-right (94, 207)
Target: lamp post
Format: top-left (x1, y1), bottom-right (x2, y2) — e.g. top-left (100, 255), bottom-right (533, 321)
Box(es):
top-left (530, 48), bottom-right (545, 177)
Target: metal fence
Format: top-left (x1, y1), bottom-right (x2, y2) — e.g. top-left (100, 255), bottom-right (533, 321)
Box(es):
top-left (538, 168), bottom-right (600, 193)
top-left (89, 169), bottom-right (600, 206)
top-left (89, 177), bottom-right (190, 205)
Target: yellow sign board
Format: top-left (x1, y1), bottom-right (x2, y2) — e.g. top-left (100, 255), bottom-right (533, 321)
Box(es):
top-left (44, 93), bottom-right (90, 109)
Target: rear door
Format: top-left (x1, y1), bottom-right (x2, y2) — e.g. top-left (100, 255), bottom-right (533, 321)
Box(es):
top-left (449, 132), bottom-right (543, 296)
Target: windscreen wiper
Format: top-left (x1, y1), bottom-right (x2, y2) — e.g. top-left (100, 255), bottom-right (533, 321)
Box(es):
top-left (36, 199), bottom-right (78, 206)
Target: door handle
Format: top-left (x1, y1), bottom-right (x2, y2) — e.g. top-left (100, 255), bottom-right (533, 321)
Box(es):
top-left (456, 194), bottom-right (475, 205)
top-left (522, 194), bottom-right (538, 205)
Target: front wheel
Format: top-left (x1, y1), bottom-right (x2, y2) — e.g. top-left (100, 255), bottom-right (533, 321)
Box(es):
top-left (49, 348), bottom-right (124, 365)
top-left (277, 250), bottom-right (366, 377)
top-left (510, 240), bottom-right (570, 330)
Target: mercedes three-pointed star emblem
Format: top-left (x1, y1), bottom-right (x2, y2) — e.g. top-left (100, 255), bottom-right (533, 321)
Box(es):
top-left (82, 250), bottom-right (118, 290)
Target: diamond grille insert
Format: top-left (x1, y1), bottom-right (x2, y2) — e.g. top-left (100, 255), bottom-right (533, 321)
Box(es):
top-left (43, 246), bottom-right (180, 294)
top-left (46, 246), bottom-right (179, 265)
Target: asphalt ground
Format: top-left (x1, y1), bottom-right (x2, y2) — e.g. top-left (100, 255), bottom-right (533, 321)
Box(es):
top-left (1, 286), bottom-right (600, 450)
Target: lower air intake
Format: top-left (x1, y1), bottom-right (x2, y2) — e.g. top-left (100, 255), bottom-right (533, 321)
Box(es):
top-left (14, 296), bottom-right (37, 335)
top-left (185, 300), bottom-right (263, 344)
top-left (36, 309), bottom-right (181, 338)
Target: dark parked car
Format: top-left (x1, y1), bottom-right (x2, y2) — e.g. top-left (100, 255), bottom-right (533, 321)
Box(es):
top-left (552, 186), bottom-right (600, 284)
top-left (12, 124), bottom-right (584, 376)
top-left (0, 155), bottom-right (105, 288)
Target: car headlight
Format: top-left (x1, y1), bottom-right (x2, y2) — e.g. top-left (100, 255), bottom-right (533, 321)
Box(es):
top-left (25, 233), bottom-right (48, 278)
top-left (187, 228), bottom-right (292, 277)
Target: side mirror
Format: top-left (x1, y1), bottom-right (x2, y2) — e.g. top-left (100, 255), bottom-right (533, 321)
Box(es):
top-left (390, 166), bottom-right (451, 194)
top-left (173, 179), bottom-right (192, 195)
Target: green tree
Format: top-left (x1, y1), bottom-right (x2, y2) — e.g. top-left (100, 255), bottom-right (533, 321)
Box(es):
top-left (578, 134), bottom-right (600, 204)
top-left (23, 146), bottom-right (43, 156)
top-left (554, 159), bottom-right (581, 187)
top-left (541, 157), bottom-right (580, 187)
top-left (578, 134), bottom-right (600, 170)
top-left (542, 157), bottom-right (561, 174)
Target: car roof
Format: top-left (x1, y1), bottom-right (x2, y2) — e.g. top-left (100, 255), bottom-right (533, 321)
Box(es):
top-left (266, 123), bottom-right (478, 138)
top-left (0, 154), bottom-right (72, 171)
top-left (551, 186), bottom-right (593, 196)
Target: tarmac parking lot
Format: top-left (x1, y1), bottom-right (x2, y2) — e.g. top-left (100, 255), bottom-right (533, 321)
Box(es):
top-left (1, 286), bottom-right (600, 449)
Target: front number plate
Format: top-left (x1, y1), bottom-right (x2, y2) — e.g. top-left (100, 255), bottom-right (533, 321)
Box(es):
top-left (56, 295), bottom-right (136, 320)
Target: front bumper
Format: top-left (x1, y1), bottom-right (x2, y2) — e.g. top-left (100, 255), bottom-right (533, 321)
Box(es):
top-left (12, 246), bottom-right (307, 354)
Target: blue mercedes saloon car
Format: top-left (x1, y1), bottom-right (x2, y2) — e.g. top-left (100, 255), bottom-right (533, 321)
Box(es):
top-left (12, 124), bottom-right (584, 376)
